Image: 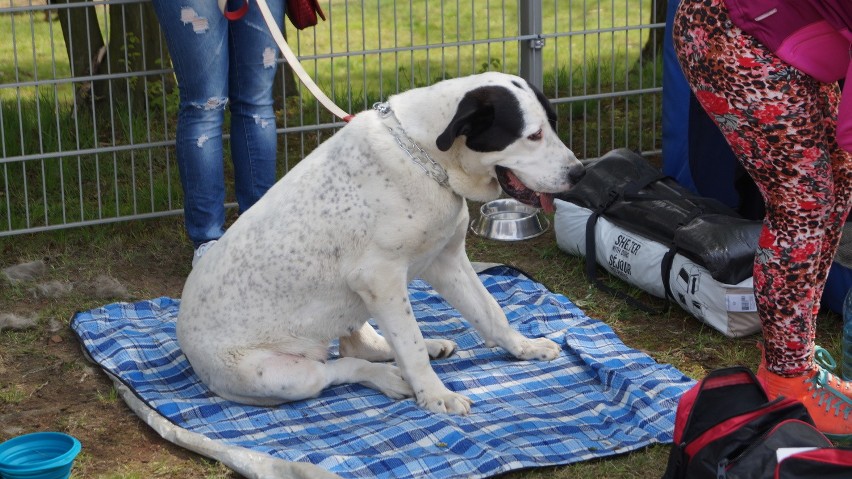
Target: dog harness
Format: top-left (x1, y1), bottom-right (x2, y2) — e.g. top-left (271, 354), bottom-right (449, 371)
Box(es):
top-left (373, 102), bottom-right (450, 188)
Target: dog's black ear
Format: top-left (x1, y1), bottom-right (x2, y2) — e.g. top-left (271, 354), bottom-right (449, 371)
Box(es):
top-left (436, 93), bottom-right (489, 151)
top-left (436, 86), bottom-right (522, 153)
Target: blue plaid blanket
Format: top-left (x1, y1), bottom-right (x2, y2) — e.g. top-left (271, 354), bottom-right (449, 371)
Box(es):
top-left (71, 265), bottom-right (694, 478)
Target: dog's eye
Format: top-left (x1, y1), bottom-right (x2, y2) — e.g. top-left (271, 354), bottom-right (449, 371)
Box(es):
top-left (527, 129), bottom-right (543, 141)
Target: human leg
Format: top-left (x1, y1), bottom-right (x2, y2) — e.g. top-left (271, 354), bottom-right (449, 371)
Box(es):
top-left (227, 0), bottom-right (284, 213)
top-left (151, 0), bottom-right (230, 246)
top-left (673, 0), bottom-right (852, 439)
top-left (674, 0), bottom-right (834, 376)
top-left (808, 84), bottom-right (852, 315)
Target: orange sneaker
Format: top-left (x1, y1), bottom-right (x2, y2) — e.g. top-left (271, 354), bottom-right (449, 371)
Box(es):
top-left (756, 347), bottom-right (852, 444)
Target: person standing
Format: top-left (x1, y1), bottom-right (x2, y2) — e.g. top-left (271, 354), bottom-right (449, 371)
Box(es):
top-left (150, 0), bottom-right (285, 265)
top-left (673, 0), bottom-right (852, 441)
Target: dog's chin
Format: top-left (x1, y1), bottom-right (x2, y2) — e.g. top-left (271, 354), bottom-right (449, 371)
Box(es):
top-left (495, 166), bottom-right (556, 214)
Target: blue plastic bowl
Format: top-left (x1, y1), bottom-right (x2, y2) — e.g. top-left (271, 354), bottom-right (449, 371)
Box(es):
top-left (0, 432), bottom-right (81, 479)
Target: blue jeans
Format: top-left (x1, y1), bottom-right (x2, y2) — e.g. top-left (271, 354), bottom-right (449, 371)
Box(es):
top-left (151, 0), bottom-right (285, 246)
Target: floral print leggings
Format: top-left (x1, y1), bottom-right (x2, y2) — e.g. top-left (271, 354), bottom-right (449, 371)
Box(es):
top-left (673, 0), bottom-right (852, 376)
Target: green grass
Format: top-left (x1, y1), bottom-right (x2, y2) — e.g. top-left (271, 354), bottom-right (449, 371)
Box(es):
top-left (2, 1), bottom-right (656, 102)
top-left (0, 87), bottom-right (181, 231)
top-left (0, 384), bottom-right (27, 405)
top-left (0, 0), bottom-right (838, 462)
top-left (0, 53), bottom-right (661, 232)
top-left (96, 386), bottom-right (119, 405)
top-left (290, 0), bottom-right (653, 95)
top-left (1, 1), bottom-right (663, 233)
top-left (0, 211), bottom-right (847, 478)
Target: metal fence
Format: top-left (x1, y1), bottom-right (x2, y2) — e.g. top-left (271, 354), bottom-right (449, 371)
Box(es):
top-left (0, 0), bottom-right (665, 237)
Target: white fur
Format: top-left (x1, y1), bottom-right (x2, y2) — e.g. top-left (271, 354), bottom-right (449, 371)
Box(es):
top-left (178, 72), bottom-right (582, 415)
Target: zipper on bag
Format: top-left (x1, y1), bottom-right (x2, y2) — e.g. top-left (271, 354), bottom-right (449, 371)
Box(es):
top-left (716, 419), bottom-right (828, 477)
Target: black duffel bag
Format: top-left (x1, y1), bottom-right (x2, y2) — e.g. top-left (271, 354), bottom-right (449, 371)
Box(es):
top-left (555, 148), bottom-right (761, 286)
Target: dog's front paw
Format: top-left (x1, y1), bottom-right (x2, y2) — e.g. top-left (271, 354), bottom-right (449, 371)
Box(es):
top-left (416, 389), bottom-right (473, 415)
top-left (511, 337), bottom-right (561, 361)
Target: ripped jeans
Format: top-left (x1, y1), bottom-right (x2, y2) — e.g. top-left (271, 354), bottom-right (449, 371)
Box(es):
top-left (151, 0), bottom-right (285, 246)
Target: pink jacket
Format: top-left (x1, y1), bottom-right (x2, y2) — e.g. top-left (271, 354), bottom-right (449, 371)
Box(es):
top-left (724, 0), bottom-right (852, 152)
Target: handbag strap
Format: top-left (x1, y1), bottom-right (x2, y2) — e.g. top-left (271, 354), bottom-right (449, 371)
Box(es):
top-left (220, 0), bottom-right (250, 21)
top-left (216, 0), bottom-right (352, 122)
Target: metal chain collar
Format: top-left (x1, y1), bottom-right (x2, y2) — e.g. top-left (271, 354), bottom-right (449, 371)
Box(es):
top-left (373, 102), bottom-right (450, 188)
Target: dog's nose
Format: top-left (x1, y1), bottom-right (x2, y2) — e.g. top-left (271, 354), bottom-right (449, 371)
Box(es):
top-left (567, 164), bottom-right (585, 184)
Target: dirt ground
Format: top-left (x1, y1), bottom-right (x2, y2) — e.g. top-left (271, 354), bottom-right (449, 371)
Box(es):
top-left (0, 215), bottom-right (240, 478)
top-left (0, 207), bottom-right (843, 478)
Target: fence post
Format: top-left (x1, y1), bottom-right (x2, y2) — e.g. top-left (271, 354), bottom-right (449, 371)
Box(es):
top-left (519, 0), bottom-right (544, 89)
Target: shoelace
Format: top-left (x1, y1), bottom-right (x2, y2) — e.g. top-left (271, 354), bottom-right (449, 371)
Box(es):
top-left (809, 346), bottom-right (852, 419)
top-left (192, 240), bottom-right (218, 267)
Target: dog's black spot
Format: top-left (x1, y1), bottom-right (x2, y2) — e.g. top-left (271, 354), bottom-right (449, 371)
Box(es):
top-left (436, 85), bottom-right (523, 152)
top-left (435, 80), bottom-right (556, 151)
top-left (526, 79), bottom-right (558, 131)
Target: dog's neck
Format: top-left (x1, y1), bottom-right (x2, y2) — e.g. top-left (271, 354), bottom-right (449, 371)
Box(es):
top-left (383, 97), bottom-right (503, 203)
top-left (374, 102), bottom-right (450, 189)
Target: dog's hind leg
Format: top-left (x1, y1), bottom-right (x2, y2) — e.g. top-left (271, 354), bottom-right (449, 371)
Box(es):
top-left (209, 349), bottom-right (413, 406)
top-left (339, 322), bottom-right (456, 362)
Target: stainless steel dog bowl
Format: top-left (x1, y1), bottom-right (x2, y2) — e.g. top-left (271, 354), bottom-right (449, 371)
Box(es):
top-left (470, 198), bottom-right (550, 241)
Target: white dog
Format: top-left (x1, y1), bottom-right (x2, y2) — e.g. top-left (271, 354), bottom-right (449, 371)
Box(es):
top-left (178, 72), bottom-right (585, 415)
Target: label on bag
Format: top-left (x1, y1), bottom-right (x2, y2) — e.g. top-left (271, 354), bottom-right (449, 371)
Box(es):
top-left (776, 447), bottom-right (818, 462)
top-left (726, 293), bottom-right (757, 312)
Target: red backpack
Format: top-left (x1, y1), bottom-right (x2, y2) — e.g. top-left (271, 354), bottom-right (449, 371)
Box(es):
top-left (662, 366), bottom-right (852, 478)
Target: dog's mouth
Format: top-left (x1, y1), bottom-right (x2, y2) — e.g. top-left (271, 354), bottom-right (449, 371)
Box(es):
top-left (495, 166), bottom-right (555, 214)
